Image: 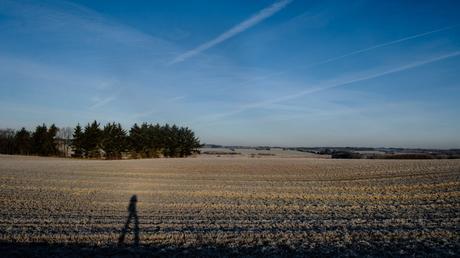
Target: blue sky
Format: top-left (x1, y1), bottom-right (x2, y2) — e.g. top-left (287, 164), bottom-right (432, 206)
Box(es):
top-left (1, 0), bottom-right (459, 148)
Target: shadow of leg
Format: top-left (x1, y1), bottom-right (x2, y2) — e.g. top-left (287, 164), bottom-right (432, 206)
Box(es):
top-left (134, 212), bottom-right (140, 247)
top-left (118, 213), bottom-right (132, 245)
top-left (118, 195), bottom-right (139, 246)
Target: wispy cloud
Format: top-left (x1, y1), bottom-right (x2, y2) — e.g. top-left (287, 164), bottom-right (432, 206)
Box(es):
top-left (238, 24), bottom-right (459, 86)
top-left (132, 109), bottom-right (158, 119)
top-left (90, 95), bottom-right (118, 109)
top-left (308, 24), bottom-right (459, 67)
top-left (207, 51), bottom-right (460, 119)
top-left (0, 0), bottom-right (177, 58)
top-left (131, 96), bottom-right (186, 119)
top-left (169, 0), bottom-right (293, 64)
top-left (169, 95), bottom-right (186, 102)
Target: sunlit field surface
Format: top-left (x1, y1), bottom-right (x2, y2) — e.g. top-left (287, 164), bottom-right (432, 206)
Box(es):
top-left (0, 155), bottom-right (459, 256)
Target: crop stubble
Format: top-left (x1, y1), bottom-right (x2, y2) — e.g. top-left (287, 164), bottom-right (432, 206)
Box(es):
top-left (0, 155), bottom-right (458, 255)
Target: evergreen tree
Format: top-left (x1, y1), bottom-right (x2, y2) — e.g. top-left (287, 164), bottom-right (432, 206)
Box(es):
top-left (15, 128), bottom-right (31, 155)
top-left (178, 127), bottom-right (201, 157)
top-left (1, 121), bottom-right (201, 159)
top-left (148, 123), bottom-right (162, 157)
top-left (31, 124), bottom-right (48, 155)
top-left (101, 122), bottom-right (127, 159)
top-left (169, 125), bottom-right (181, 157)
top-left (31, 124), bottom-right (58, 156)
top-left (46, 124), bottom-right (59, 156)
top-left (161, 124), bottom-right (173, 157)
top-left (128, 123), bottom-right (143, 158)
top-left (71, 124), bottom-right (84, 157)
top-left (82, 120), bottom-right (102, 158)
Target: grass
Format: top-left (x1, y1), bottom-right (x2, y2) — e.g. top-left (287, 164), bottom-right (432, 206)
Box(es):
top-left (0, 155), bottom-right (459, 256)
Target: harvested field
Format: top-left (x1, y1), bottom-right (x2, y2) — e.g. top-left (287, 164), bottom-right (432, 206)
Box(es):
top-left (0, 155), bottom-right (459, 257)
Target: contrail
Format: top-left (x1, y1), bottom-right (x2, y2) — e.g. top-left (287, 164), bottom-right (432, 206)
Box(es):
top-left (169, 0), bottom-right (293, 65)
top-left (311, 24), bottom-right (459, 67)
top-left (239, 24), bottom-right (459, 86)
top-left (89, 95), bottom-right (117, 109)
top-left (210, 51), bottom-right (460, 119)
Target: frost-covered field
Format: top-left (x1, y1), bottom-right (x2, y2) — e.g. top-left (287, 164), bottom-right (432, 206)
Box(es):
top-left (0, 155), bottom-right (459, 257)
top-left (200, 147), bottom-right (325, 158)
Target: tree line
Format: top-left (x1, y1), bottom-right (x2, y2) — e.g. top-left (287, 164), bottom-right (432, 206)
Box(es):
top-left (0, 121), bottom-right (201, 159)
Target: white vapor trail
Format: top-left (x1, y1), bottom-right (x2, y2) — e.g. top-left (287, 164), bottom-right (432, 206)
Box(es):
top-left (309, 25), bottom-right (459, 67)
top-left (239, 24), bottom-right (459, 86)
top-left (90, 95), bottom-right (118, 109)
top-left (169, 0), bottom-right (293, 65)
top-left (211, 51), bottom-right (460, 119)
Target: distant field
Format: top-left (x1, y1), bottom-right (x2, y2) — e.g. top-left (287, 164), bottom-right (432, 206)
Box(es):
top-left (200, 147), bottom-right (325, 158)
top-left (0, 155), bottom-right (459, 256)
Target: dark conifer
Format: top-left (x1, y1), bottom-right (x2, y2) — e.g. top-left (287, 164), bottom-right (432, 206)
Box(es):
top-left (71, 124), bottom-right (84, 158)
top-left (101, 122), bottom-right (127, 159)
top-left (15, 128), bottom-right (31, 155)
top-left (82, 120), bottom-right (102, 158)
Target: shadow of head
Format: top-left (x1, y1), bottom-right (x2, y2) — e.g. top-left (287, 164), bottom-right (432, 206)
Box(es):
top-left (128, 195), bottom-right (137, 212)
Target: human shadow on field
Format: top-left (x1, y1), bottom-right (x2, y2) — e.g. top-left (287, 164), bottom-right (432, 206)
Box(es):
top-left (118, 195), bottom-right (139, 247)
